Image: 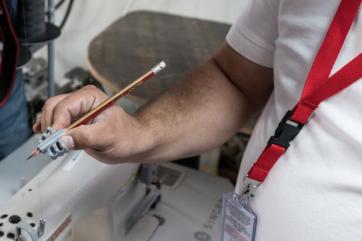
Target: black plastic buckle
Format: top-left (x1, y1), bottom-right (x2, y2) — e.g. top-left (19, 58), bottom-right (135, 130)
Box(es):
top-left (267, 111), bottom-right (304, 149)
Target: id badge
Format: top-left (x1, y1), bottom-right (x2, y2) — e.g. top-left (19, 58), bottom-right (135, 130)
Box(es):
top-left (220, 192), bottom-right (257, 241)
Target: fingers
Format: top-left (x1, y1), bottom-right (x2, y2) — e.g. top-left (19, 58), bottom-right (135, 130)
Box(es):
top-left (36, 94), bottom-right (68, 132)
top-left (34, 85), bottom-right (108, 132)
top-left (51, 85), bottom-right (108, 130)
top-left (56, 104), bottom-right (144, 165)
top-left (61, 122), bottom-right (112, 151)
top-left (32, 117), bottom-right (42, 132)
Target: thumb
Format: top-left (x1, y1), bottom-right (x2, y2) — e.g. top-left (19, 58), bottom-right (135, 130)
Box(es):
top-left (60, 125), bottom-right (97, 150)
top-left (60, 135), bottom-right (76, 150)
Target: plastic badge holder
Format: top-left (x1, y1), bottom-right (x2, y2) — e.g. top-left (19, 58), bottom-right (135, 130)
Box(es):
top-left (220, 192), bottom-right (257, 241)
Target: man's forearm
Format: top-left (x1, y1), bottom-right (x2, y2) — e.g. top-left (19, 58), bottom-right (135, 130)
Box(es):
top-left (35, 44), bottom-right (272, 164)
top-left (134, 58), bottom-right (261, 163)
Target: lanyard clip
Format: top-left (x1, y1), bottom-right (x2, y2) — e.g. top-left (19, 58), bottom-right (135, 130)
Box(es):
top-left (241, 177), bottom-right (260, 202)
top-left (267, 110), bottom-right (304, 149)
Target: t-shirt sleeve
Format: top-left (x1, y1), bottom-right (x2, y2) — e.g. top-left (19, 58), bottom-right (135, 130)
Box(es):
top-left (226, 0), bottom-right (279, 68)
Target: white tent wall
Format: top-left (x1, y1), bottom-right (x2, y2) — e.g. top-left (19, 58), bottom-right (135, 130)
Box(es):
top-left (37, 0), bottom-right (247, 82)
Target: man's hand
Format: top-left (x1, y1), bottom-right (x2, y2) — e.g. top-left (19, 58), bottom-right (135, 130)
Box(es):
top-left (33, 85), bottom-right (152, 164)
top-left (34, 42), bottom-right (273, 164)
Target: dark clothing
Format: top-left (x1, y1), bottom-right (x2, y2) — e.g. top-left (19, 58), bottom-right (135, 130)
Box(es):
top-left (0, 1), bottom-right (30, 159)
top-left (0, 71), bottom-right (30, 159)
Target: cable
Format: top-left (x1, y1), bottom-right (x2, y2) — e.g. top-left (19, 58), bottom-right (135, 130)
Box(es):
top-left (45, 0), bottom-right (67, 15)
top-left (58, 0), bottom-right (74, 30)
top-left (55, 0), bottom-right (67, 10)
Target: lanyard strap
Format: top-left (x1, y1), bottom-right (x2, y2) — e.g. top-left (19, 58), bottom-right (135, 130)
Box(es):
top-left (247, 0), bottom-right (362, 183)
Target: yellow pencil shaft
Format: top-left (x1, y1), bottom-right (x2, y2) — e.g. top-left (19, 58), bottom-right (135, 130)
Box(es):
top-left (68, 70), bottom-right (153, 130)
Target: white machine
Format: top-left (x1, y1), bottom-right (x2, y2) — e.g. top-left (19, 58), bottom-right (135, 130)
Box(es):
top-left (0, 136), bottom-right (233, 241)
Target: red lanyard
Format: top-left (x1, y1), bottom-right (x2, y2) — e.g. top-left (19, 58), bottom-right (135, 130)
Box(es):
top-left (247, 0), bottom-right (362, 183)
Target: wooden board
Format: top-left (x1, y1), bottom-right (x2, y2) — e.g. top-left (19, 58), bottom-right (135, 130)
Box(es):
top-left (88, 11), bottom-right (230, 100)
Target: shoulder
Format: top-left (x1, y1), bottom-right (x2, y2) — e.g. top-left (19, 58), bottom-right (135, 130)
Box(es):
top-left (226, 0), bottom-right (281, 68)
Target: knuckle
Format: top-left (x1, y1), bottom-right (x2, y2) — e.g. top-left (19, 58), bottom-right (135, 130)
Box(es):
top-left (53, 115), bottom-right (67, 129)
top-left (42, 100), bottom-right (53, 112)
top-left (83, 85), bottom-right (107, 100)
top-left (53, 101), bottom-right (64, 115)
top-left (42, 94), bottom-right (67, 113)
top-left (83, 84), bottom-right (98, 91)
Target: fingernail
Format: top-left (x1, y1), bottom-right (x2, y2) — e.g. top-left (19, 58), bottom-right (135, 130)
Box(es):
top-left (33, 119), bottom-right (39, 126)
top-left (61, 135), bottom-right (75, 150)
top-left (33, 121), bottom-right (40, 132)
top-left (52, 123), bottom-right (60, 131)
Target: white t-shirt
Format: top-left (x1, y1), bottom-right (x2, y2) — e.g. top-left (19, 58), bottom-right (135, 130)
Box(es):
top-left (227, 0), bottom-right (362, 240)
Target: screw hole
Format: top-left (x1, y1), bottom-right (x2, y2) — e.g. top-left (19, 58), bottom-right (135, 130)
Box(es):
top-left (7, 232), bottom-right (15, 239)
top-left (0, 214), bottom-right (8, 219)
top-left (27, 212), bottom-right (33, 218)
top-left (30, 223), bottom-right (36, 228)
